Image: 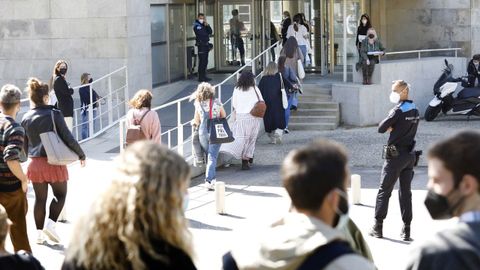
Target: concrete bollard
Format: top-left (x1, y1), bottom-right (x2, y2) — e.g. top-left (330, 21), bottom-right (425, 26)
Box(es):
top-left (351, 174), bottom-right (361, 205)
top-left (215, 181), bottom-right (226, 214)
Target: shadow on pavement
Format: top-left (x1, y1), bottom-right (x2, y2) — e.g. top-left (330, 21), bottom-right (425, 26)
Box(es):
top-left (188, 219), bottom-right (232, 231)
top-left (39, 242), bottom-right (65, 253)
top-left (381, 237), bottom-right (412, 245)
top-left (218, 213), bottom-right (246, 219)
top-left (355, 203), bottom-right (375, 209)
top-left (226, 187), bottom-right (282, 198)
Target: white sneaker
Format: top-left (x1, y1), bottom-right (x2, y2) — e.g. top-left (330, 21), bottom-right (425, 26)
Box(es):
top-left (205, 179), bottom-right (216, 191)
top-left (36, 230), bottom-right (45, 244)
top-left (44, 219), bottom-right (61, 243)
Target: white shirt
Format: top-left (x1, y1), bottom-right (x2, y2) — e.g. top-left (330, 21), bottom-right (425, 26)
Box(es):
top-left (286, 24), bottom-right (309, 46)
top-left (232, 86), bottom-right (263, 114)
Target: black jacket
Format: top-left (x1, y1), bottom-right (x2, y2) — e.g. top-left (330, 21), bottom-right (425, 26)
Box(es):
top-left (281, 17), bottom-right (291, 42)
top-left (21, 106), bottom-right (85, 160)
top-left (378, 100), bottom-right (419, 149)
top-left (194, 20), bottom-right (212, 49)
top-left (356, 25), bottom-right (369, 47)
top-left (467, 60), bottom-right (480, 87)
top-left (53, 75), bottom-right (74, 117)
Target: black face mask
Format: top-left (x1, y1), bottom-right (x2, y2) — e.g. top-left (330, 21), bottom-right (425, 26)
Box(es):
top-left (368, 34), bottom-right (375, 39)
top-left (59, 68), bottom-right (67, 75)
top-left (424, 189), bottom-right (464, 220)
top-left (333, 189), bottom-right (349, 228)
top-left (88, 78), bottom-right (93, 83)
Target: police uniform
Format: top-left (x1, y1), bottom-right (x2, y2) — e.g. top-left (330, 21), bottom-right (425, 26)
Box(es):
top-left (374, 100), bottom-right (419, 231)
top-left (193, 20), bottom-right (213, 82)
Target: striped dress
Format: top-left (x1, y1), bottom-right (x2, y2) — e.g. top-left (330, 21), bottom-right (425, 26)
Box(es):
top-left (220, 86), bottom-right (262, 160)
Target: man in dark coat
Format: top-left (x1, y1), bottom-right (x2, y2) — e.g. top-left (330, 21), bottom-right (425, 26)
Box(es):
top-left (467, 54), bottom-right (480, 87)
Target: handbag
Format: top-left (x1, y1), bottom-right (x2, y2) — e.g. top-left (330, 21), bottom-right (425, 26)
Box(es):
top-left (125, 110), bottom-right (150, 146)
top-left (206, 99), bottom-right (235, 144)
top-left (297, 59), bottom-right (305, 79)
top-left (250, 87), bottom-right (267, 118)
top-left (40, 111), bottom-right (78, 165)
top-left (279, 73), bottom-right (288, 109)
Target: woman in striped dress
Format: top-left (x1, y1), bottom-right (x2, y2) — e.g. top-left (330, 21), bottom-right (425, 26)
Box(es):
top-left (221, 72), bottom-right (263, 170)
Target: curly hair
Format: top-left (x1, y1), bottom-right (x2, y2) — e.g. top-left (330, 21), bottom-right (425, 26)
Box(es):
top-left (129, 89), bottom-right (153, 109)
top-left (235, 71), bottom-right (255, 91)
top-left (190, 82), bottom-right (215, 102)
top-left (65, 142), bottom-right (193, 270)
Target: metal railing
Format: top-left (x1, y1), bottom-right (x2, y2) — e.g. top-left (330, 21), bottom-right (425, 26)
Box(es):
top-left (119, 41), bottom-right (282, 157)
top-left (383, 48), bottom-right (462, 60)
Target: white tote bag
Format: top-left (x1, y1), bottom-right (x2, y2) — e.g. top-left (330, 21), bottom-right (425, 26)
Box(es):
top-left (297, 59), bottom-right (305, 79)
top-left (279, 73), bottom-right (288, 109)
top-left (40, 111), bottom-right (78, 165)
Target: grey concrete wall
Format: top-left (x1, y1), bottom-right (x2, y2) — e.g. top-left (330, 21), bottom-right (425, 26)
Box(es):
top-left (369, 0), bottom-right (473, 57)
top-left (0, 0), bottom-right (151, 97)
top-left (333, 57), bottom-right (467, 126)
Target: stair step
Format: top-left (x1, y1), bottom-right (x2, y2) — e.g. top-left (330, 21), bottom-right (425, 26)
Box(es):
top-left (288, 122), bottom-right (338, 131)
top-left (290, 115), bottom-right (339, 124)
top-left (301, 86), bottom-right (332, 95)
top-left (292, 108), bottom-right (339, 117)
top-left (298, 101), bottom-right (339, 110)
top-left (298, 94), bottom-right (332, 102)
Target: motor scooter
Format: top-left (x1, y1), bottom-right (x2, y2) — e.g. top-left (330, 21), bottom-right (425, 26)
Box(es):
top-left (424, 59), bottom-right (480, 121)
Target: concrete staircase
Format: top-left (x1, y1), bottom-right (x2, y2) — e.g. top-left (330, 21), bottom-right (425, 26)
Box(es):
top-left (289, 84), bottom-right (340, 131)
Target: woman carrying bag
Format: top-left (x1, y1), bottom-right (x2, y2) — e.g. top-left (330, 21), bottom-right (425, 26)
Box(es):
top-left (221, 72), bottom-right (263, 170)
top-left (22, 78), bottom-right (86, 244)
top-left (191, 83), bottom-right (227, 190)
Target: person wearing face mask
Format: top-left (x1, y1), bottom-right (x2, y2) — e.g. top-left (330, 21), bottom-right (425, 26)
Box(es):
top-left (405, 130), bottom-right (480, 270)
top-left (51, 60), bottom-right (75, 131)
top-left (356, 14), bottom-right (372, 71)
top-left (281, 11), bottom-right (292, 45)
top-left (466, 54), bottom-right (480, 87)
top-left (229, 9), bottom-right (246, 66)
top-left (359, 28), bottom-right (385, 85)
top-left (79, 73), bottom-right (101, 140)
top-left (222, 139), bottom-right (376, 270)
top-left (369, 80), bottom-right (420, 242)
top-left (194, 13), bottom-right (213, 82)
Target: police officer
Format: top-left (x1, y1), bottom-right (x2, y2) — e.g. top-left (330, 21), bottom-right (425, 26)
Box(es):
top-left (194, 13), bottom-right (213, 82)
top-left (369, 80), bottom-right (420, 242)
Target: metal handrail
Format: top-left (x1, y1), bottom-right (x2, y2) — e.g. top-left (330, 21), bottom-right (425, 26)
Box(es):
top-left (119, 41), bottom-right (282, 155)
top-left (384, 48), bottom-right (462, 59)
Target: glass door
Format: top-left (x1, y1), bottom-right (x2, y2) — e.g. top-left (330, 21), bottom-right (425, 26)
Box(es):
top-left (169, 5), bottom-right (186, 81)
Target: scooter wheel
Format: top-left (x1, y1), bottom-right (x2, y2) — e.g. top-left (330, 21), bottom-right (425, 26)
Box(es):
top-left (425, 105), bottom-right (441, 121)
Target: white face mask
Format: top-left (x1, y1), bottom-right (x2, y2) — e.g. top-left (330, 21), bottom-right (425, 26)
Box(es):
top-left (334, 189), bottom-right (350, 229)
top-left (198, 19), bottom-right (204, 24)
top-left (390, 91), bottom-right (401, 104)
top-left (362, 19), bottom-right (367, 25)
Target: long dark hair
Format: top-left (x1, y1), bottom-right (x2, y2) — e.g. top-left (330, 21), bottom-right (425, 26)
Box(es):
top-left (284, 37), bottom-right (298, 58)
top-left (236, 71), bottom-right (255, 91)
top-left (278, 56), bottom-right (287, 73)
top-left (359, 14), bottom-right (371, 29)
top-left (293, 14), bottom-right (302, 32)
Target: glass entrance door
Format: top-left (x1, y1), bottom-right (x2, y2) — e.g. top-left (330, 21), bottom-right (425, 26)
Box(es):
top-left (217, 1), bottom-right (255, 70)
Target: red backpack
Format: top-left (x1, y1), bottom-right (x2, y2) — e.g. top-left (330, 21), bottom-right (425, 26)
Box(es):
top-left (125, 110), bottom-right (150, 146)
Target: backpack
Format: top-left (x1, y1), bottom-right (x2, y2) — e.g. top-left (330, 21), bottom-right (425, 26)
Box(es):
top-left (297, 240), bottom-right (355, 270)
top-left (125, 110), bottom-right (150, 146)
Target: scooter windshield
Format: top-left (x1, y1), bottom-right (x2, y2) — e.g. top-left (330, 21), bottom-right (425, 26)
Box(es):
top-left (433, 70), bottom-right (453, 95)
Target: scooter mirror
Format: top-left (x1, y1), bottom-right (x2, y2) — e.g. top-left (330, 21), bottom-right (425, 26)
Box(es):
top-left (444, 59), bottom-right (449, 67)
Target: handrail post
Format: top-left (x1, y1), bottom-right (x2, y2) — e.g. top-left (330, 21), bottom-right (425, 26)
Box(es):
top-left (124, 67), bottom-right (129, 113)
top-left (88, 84), bottom-right (94, 138)
top-left (455, 49), bottom-right (458, 58)
top-left (252, 60), bottom-right (256, 76)
top-left (177, 101), bottom-right (184, 156)
top-left (119, 119), bottom-right (125, 152)
top-left (418, 51), bottom-right (421, 59)
top-left (218, 85), bottom-right (222, 102)
top-left (108, 76), bottom-right (113, 125)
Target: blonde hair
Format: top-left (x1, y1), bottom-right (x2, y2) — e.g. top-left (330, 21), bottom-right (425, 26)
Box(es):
top-left (190, 82), bottom-right (215, 102)
top-left (80, 73), bottom-right (90, 85)
top-left (129, 89), bottom-right (153, 109)
top-left (392, 80), bottom-right (410, 92)
top-left (263, 62), bottom-right (278, 76)
top-left (65, 142), bottom-right (193, 270)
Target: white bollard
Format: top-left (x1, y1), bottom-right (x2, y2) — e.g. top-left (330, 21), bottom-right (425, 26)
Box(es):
top-left (215, 181), bottom-right (226, 214)
top-left (351, 174), bottom-right (362, 205)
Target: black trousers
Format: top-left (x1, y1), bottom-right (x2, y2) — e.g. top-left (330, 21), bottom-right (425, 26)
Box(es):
top-left (198, 46), bottom-right (209, 80)
top-left (374, 150), bottom-right (415, 225)
top-left (362, 58), bottom-right (376, 81)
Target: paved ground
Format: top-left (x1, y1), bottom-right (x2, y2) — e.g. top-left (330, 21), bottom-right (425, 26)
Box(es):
top-left (8, 73), bottom-right (480, 269)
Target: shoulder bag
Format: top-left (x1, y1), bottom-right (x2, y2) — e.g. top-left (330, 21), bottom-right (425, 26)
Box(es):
top-left (250, 88), bottom-right (267, 118)
top-left (279, 73), bottom-right (288, 109)
top-left (40, 111), bottom-right (78, 165)
top-left (125, 110), bottom-right (150, 146)
top-left (207, 99), bottom-right (235, 144)
top-left (297, 51), bottom-right (306, 79)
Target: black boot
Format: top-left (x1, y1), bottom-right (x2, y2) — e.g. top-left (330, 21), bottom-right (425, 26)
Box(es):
top-left (369, 220), bottom-right (383, 238)
top-left (241, 160), bottom-right (250, 170)
top-left (248, 157), bottom-right (253, 165)
top-left (401, 224), bottom-right (413, 241)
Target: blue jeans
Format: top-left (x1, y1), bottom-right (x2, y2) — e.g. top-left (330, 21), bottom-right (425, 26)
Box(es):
top-left (285, 93), bottom-right (294, 128)
top-left (291, 91), bottom-right (298, 108)
top-left (299, 45), bottom-right (307, 65)
top-left (199, 132), bottom-right (221, 182)
top-left (81, 109), bottom-right (97, 140)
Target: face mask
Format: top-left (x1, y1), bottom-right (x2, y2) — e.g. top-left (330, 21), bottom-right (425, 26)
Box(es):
top-left (183, 193), bottom-right (190, 212)
top-left (362, 19), bottom-right (367, 25)
top-left (59, 68), bottom-right (67, 75)
top-left (474, 61), bottom-right (479, 66)
top-left (424, 188), bottom-right (464, 220)
top-left (368, 34), bottom-right (375, 39)
top-left (333, 189), bottom-right (349, 229)
top-left (88, 78), bottom-right (93, 83)
top-left (198, 19), bottom-right (204, 24)
top-left (389, 91), bottom-right (401, 104)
